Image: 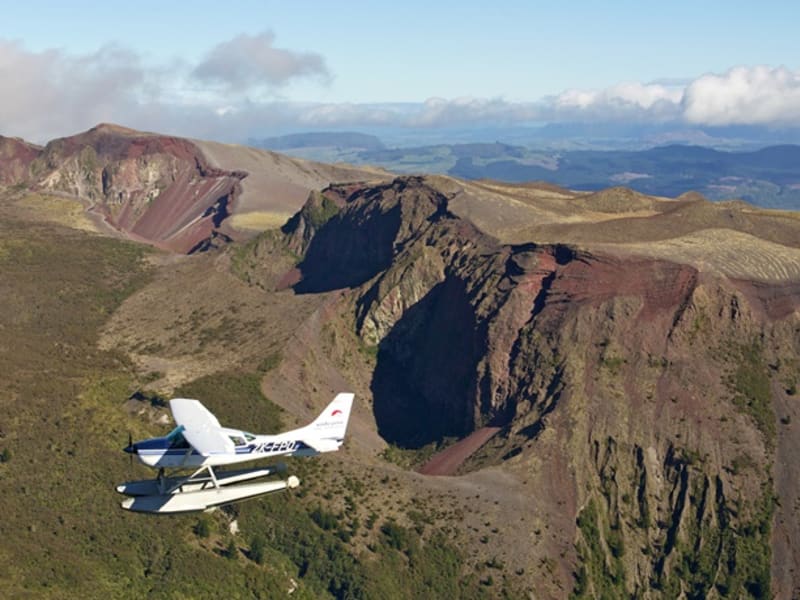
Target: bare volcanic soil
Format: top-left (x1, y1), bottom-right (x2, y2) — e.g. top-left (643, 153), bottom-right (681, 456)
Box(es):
top-left (3, 124), bottom-right (382, 253)
top-left (418, 427), bottom-right (501, 475)
top-left (0, 135), bottom-right (41, 183)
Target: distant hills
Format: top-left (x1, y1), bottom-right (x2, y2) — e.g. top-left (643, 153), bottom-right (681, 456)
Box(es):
top-left (449, 143), bottom-right (800, 210)
top-left (249, 131), bottom-right (386, 163)
top-left (251, 131), bottom-right (384, 151)
top-left (253, 134), bottom-right (800, 210)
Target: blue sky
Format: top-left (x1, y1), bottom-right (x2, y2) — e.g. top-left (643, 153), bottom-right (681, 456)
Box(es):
top-left (2, 0), bottom-right (800, 142)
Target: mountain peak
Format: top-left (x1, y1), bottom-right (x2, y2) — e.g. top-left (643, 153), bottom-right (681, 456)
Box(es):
top-left (87, 122), bottom-right (146, 136)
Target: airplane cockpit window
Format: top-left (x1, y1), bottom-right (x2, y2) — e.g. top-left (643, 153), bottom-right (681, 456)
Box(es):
top-left (168, 433), bottom-right (191, 450)
top-left (230, 436), bottom-right (246, 446)
top-left (244, 433), bottom-right (256, 442)
top-left (166, 426), bottom-right (191, 450)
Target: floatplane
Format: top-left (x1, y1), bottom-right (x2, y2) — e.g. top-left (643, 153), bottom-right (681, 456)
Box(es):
top-left (116, 393), bottom-right (354, 514)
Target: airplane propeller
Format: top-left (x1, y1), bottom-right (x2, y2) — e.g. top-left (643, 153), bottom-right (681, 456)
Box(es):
top-left (126, 432), bottom-right (134, 469)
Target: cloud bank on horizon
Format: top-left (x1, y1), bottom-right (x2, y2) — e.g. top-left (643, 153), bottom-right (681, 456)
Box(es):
top-left (1, 34), bottom-right (798, 144)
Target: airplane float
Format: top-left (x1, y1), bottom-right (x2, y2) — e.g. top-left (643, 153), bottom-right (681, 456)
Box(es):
top-left (116, 393), bottom-right (354, 514)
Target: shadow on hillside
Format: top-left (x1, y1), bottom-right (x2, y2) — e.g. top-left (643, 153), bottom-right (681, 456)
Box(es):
top-left (293, 203), bottom-right (402, 294)
top-left (371, 277), bottom-right (481, 448)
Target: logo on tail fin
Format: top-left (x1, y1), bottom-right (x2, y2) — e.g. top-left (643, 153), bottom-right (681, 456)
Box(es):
top-left (309, 393), bottom-right (353, 435)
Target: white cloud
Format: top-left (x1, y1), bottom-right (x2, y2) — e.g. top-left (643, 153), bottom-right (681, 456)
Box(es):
top-left (408, 97), bottom-right (539, 127)
top-left (1, 36), bottom-right (799, 145)
top-left (191, 31), bottom-right (329, 91)
top-left (535, 69), bottom-right (800, 126)
top-left (682, 65), bottom-right (800, 125)
top-left (0, 35), bottom-right (333, 143)
top-left (0, 40), bottom-right (149, 142)
top-left (549, 81), bottom-right (684, 121)
top-left (294, 102), bottom-right (400, 126)
top-left (603, 82), bottom-right (683, 110)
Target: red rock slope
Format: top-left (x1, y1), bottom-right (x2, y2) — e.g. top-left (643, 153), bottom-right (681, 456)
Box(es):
top-left (1, 124), bottom-right (381, 253)
top-left (0, 135), bottom-right (40, 184)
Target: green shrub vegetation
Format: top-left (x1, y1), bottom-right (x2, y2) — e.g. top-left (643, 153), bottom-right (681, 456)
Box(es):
top-left (600, 355), bottom-right (626, 375)
top-left (193, 516), bottom-right (212, 538)
top-left (573, 470), bottom-right (775, 599)
top-left (726, 341), bottom-right (775, 448)
top-left (236, 491), bottom-right (490, 599)
top-left (305, 192), bottom-right (340, 228)
top-left (0, 208), bottom-right (493, 598)
top-left (249, 534), bottom-right (267, 565)
top-left (571, 499), bottom-right (626, 598)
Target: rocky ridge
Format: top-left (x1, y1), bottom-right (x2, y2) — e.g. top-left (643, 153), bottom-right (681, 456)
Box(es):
top-left (263, 175), bottom-right (800, 597)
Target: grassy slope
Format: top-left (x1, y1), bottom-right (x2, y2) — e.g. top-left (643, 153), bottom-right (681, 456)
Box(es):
top-left (0, 211), bottom-right (296, 598)
top-left (0, 196), bottom-right (494, 599)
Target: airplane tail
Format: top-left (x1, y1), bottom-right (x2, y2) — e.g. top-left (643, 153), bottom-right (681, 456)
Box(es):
top-left (307, 393), bottom-right (354, 442)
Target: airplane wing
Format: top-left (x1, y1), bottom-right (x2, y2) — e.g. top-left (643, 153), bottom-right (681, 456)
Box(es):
top-left (170, 399), bottom-right (235, 456)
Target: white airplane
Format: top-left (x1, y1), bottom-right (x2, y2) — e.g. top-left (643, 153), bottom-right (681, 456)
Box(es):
top-left (116, 392), bottom-right (354, 514)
